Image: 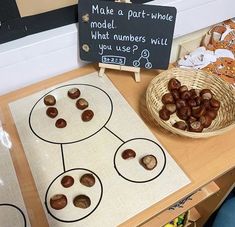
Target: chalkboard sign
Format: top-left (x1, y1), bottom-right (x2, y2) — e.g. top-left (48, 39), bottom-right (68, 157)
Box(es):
top-left (78, 0), bottom-right (177, 69)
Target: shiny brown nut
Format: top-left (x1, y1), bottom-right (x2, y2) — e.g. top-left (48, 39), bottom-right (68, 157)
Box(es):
top-left (44, 95), bottom-right (56, 106)
top-left (73, 195), bottom-right (91, 209)
top-left (199, 115), bottom-right (212, 128)
top-left (189, 89), bottom-right (200, 99)
top-left (180, 91), bottom-right (191, 100)
top-left (200, 89), bottom-right (213, 100)
top-left (121, 149), bottom-right (136, 160)
top-left (206, 110), bottom-right (217, 120)
top-left (80, 173), bottom-right (96, 187)
top-left (161, 93), bottom-right (174, 104)
top-left (140, 155), bottom-right (157, 170)
top-left (173, 121), bottom-right (187, 130)
top-left (188, 121), bottom-right (204, 132)
top-left (61, 175), bottom-right (74, 188)
top-left (67, 88), bottom-right (81, 99)
top-left (76, 98), bottom-right (89, 110)
top-left (165, 104), bottom-right (176, 114)
top-left (81, 109), bottom-right (94, 122)
top-left (171, 89), bottom-right (180, 100)
top-left (176, 106), bottom-right (191, 120)
top-left (176, 99), bottom-right (187, 109)
top-left (50, 194), bottom-right (67, 210)
top-left (168, 78), bottom-right (181, 91)
top-left (191, 106), bottom-right (206, 118)
top-left (187, 99), bottom-right (197, 107)
top-left (210, 98), bottom-right (221, 111)
top-left (159, 108), bottom-right (170, 121)
top-left (201, 99), bottom-right (211, 110)
top-left (179, 85), bottom-right (188, 94)
top-left (46, 107), bottom-right (58, 118)
top-left (55, 118), bottom-right (67, 128)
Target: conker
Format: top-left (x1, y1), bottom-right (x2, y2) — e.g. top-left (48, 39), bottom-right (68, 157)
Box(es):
top-left (61, 175), bottom-right (74, 188)
top-left (159, 108), bottom-right (170, 121)
top-left (80, 173), bottom-right (96, 187)
top-left (73, 195), bottom-right (91, 209)
top-left (210, 98), bottom-right (221, 111)
top-left (46, 107), bottom-right (58, 118)
top-left (189, 89), bottom-right (200, 99)
top-left (165, 104), bottom-right (176, 114)
top-left (187, 99), bottom-right (197, 107)
top-left (188, 121), bottom-right (204, 132)
top-left (76, 98), bottom-right (89, 110)
top-left (199, 115), bottom-right (212, 128)
top-left (206, 110), bottom-right (217, 120)
top-left (200, 89), bottom-right (213, 100)
top-left (168, 78), bottom-right (181, 90)
top-left (173, 121), bottom-right (187, 130)
top-left (179, 85), bottom-right (188, 94)
top-left (140, 155), bottom-right (157, 170)
top-left (191, 106), bottom-right (206, 118)
top-left (122, 149), bottom-right (136, 159)
top-left (50, 194), bottom-right (67, 210)
top-left (161, 93), bottom-right (174, 104)
top-left (180, 91), bottom-right (191, 100)
top-left (176, 99), bottom-right (187, 109)
top-left (44, 95), bottom-right (56, 106)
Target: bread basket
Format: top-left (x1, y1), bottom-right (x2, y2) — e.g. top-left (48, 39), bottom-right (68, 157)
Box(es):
top-left (146, 68), bottom-right (235, 138)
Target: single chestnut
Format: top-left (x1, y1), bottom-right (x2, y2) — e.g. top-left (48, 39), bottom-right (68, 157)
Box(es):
top-left (122, 149), bottom-right (136, 160)
top-left (76, 98), bottom-right (89, 110)
top-left (189, 89), bottom-right (200, 99)
top-left (165, 104), bottom-right (176, 114)
top-left (210, 98), bottom-right (221, 111)
top-left (161, 93), bottom-right (174, 104)
top-left (188, 121), bottom-right (204, 132)
top-left (67, 87), bottom-right (81, 99)
top-left (206, 110), bottom-right (217, 120)
top-left (80, 173), bottom-right (96, 187)
top-left (201, 99), bottom-right (211, 110)
top-left (44, 95), bottom-right (56, 106)
top-left (73, 195), bottom-right (91, 209)
top-left (168, 78), bottom-right (181, 91)
top-left (176, 99), bottom-right (187, 109)
top-left (200, 89), bottom-right (213, 100)
top-left (55, 118), bottom-right (67, 128)
top-left (81, 109), bottom-right (94, 122)
top-left (176, 106), bottom-right (191, 120)
top-left (159, 108), bottom-right (170, 121)
top-left (46, 107), bottom-right (58, 118)
top-left (199, 115), bottom-right (213, 128)
top-left (173, 121), bottom-right (187, 130)
top-left (50, 194), bottom-right (67, 210)
top-left (140, 155), bottom-right (157, 170)
top-left (171, 89), bottom-right (180, 100)
top-left (179, 85), bottom-right (188, 94)
top-left (61, 175), bottom-right (74, 188)
top-left (187, 116), bottom-right (197, 124)
top-left (180, 91), bottom-right (191, 100)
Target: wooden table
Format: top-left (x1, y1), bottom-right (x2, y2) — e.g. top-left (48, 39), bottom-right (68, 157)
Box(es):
top-left (0, 64), bottom-right (235, 227)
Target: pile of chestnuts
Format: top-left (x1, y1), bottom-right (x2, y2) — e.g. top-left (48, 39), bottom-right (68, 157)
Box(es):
top-left (159, 78), bottom-right (221, 132)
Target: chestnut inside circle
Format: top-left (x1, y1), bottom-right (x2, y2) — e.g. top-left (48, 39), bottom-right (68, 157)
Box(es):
top-left (113, 138), bottom-right (166, 183)
top-left (45, 168), bottom-right (103, 223)
top-left (29, 84), bottom-right (113, 144)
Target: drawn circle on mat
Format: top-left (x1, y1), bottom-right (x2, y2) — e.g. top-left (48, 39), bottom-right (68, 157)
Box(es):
top-left (113, 138), bottom-right (166, 183)
top-left (29, 84), bottom-right (113, 144)
top-left (45, 168), bottom-right (103, 223)
top-left (0, 204), bottom-right (27, 227)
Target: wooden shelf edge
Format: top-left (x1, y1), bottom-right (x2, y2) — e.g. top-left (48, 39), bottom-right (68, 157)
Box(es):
top-left (140, 181), bottom-right (219, 227)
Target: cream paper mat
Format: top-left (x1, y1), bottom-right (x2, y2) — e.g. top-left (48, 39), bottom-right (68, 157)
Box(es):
top-left (16, 0), bottom-right (77, 17)
top-left (0, 144), bottom-right (30, 227)
top-left (9, 72), bottom-right (190, 226)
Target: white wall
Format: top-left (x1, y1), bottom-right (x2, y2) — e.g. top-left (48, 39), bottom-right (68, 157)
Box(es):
top-left (0, 0), bottom-right (234, 95)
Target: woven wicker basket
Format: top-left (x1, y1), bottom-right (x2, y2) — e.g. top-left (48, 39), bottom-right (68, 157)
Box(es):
top-left (146, 68), bottom-right (235, 138)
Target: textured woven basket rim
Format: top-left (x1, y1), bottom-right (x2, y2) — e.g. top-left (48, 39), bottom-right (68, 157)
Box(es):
top-left (146, 68), bottom-right (235, 138)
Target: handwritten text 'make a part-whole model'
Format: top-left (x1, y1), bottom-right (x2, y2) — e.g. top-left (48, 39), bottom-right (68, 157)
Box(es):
top-left (91, 5), bottom-right (174, 22)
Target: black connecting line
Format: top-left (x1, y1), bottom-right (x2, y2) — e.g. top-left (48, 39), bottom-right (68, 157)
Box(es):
top-left (104, 126), bottom-right (125, 143)
top-left (60, 144), bottom-right (66, 173)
